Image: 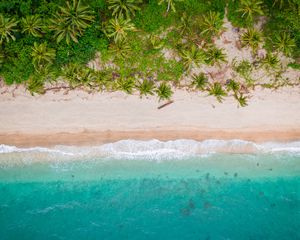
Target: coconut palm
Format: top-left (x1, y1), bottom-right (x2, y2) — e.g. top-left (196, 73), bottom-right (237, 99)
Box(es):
top-left (272, 32), bottom-right (296, 56)
top-left (0, 14), bottom-right (18, 44)
top-left (137, 79), bottom-right (156, 97)
top-left (21, 15), bottom-right (44, 37)
top-left (178, 12), bottom-right (192, 36)
top-left (50, 0), bottom-right (95, 44)
top-left (236, 0), bottom-right (264, 22)
top-left (116, 77), bottom-right (135, 94)
top-left (191, 73), bottom-right (209, 91)
top-left (158, 0), bottom-right (183, 13)
top-left (234, 93), bottom-right (248, 107)
top-left (156, 82), bottom-right (173, 101)
top-left (208, 82), bottom-right (227, 103)
top-left (108, 0), bottom-right (142, 19)
top-left (260, 53), bottom-right (280, 70)
top-left (201, 11), bottom-right (224, 38)
top-left (27, 76), bottom-right (45, 96)
top-left (104, 16), bottom-right (135, 42)
top-left (241, 28), bottom-right (262, 53)
top-left (205, 47), bottom-right (227, 66)
top-left (31, 42), bottom-right (56, 71)
top-left (109, 38), bottom-right (131, 59)
top-left (179, 45), bottom-right (205, 72)
top-left (226, 79), bottom-right (240, 93)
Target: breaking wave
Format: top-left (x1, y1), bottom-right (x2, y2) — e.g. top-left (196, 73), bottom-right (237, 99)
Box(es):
top-left (0, 139), bottom-right (300, 162)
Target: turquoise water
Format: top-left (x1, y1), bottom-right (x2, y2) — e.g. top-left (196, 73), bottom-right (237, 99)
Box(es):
top-left (0, 140), bottom-right (299, 240)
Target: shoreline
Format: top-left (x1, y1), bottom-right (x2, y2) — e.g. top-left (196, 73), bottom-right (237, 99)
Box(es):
top-left (1, 129), bottom-right (300, 147)
top-left (0, 87), bottom-right (299, 147)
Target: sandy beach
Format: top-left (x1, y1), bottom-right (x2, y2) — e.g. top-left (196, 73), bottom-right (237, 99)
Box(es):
top-left (0, 85), bottom-right (299, 147)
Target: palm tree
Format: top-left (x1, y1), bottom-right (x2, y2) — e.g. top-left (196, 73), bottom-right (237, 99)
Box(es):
top-left (27, 75), bottom-right (45, 95)
top-left (179, 45), bottom-right (205, 72)
top-left (50, 0), bottom-right (95, 44)
top-left (205, 47), bottom-right (227, 66)
top-left (272, 32), bottom-right (296, 56)
top-left (109, 38), bottom-right (131, 60)
top-left (137, 79), bottom-right (156, 97)
top-left (116, 77), bottom-right (135, 94)
top-left (208, 82), bottom-right (227, 103)
top-left (236, 0), bottom-right (264, 22)
top-left (108, 0), bottom-right (142, 19)
top-left (272, 0), bottom-right (294, 9)
top-left (261, 53), bottom-right (280, 70)
top-left (156, 82), bottom-right (173, 101)
top-left (0, 14), bottom-right (18, 45)
top-left (158, 0), bottom-right (183, 13)
top-left (234, 93), bottom-right (248, 107)
top-left (226, 79), bottom-right (240, 93)
top-left (104, 16), bottom-right (135, 42)
top-left (178, 12), bottom-right (192, 36)
top-left (31, 42), bottom-right (56, 71)
top-left (241, 28), bottom-right (262, 53)
top-left (191, 73), bottom-right (208, 91)
top-left (201, 11), bottom-right (224, 38)
top-left (21, 15), bottom-right (44, 37)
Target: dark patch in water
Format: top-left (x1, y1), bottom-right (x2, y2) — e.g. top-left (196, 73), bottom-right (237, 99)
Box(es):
top-left (181, 208), bottom-right (191, 216)
top-left (204, 202), bottom-right (212, 209)
top-left (189, 199), bottom-right (196, 209)
top-left (216, 180), bottom-right (221, 185)
top-left (268, 168), bottom-right (273, 171)
top-left (257, 163), bottom-right (259, 166)
top-left (224, 172), bottom-right (228, 175)
top-left (234, 173), bottom-right (238, 177)
top-left (270, 203), bottom-right (276, 208)
top-left (259, 191), bottom-right (264, 196)
top-left (205, 173), bottom-right (210, 180)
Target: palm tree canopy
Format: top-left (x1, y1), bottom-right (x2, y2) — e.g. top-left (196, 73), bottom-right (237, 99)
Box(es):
top-left (108, 0), bottom-right (142, 19)
top-left (104, 16), bottom-right (135, 42)
top-left (31, 42), bottom-right (56, 70)
top-left (0, 14), bottom-right (18, 44)
top-left (21, 15), bottom-right (44, 37)
top-left (237, 0), bottom-right (264, 22)
top-left (50, 0), bottom-right (95, 44)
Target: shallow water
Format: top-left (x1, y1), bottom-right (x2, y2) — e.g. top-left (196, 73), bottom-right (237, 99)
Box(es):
top-left (0, 140), bottom-right (299, 240)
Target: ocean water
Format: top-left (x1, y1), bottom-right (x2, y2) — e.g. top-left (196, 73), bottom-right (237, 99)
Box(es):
top-left (0, 139), bottom-right (299, 240)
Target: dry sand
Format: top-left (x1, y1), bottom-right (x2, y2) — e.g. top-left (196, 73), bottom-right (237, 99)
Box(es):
top-left (0, 84), bottom-right (299, 147)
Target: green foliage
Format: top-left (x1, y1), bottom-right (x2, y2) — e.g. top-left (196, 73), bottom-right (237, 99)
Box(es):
top-left (108, 0), bottom-right (142, 19)
top-left (0, 14), bottom-right (18, 44)
top-left (26, 74), bottom-right (46, 95)
top-left (103, 16), bottom-right (135, 42)
top-left (116, 77), bottom-right (135, 94)
top-left (179, 45), bottom-right (205, 72)
top-left (50, 0), bottom-right (95, 44)
top-left (288, 62), bottom-right (300, 70)
top-left (21, 15), bottom-right (44, 37)
top-left (201, 11), bottom-right (224, 39)
top-left (208, 82), bottom-right (227, 103)
top-left (134, 0), bottom-right (175, 32)
top-left (232, 59), bottom-right (253, 84)
top-left (109, 38), bottom-right (131, 60)
top-left (205, 46), bottom-right (227, 66)
top-left (31, 42), bottom-right (56, 71)
top-left (241, 28), bottom-right (262, 53)
top-left (260, 53), bottom-right (280, 71)
top-left (137, 79), bottom-right (156, 97)
top-left (235, 93), bottom-right (248, 107)
top-left (226, 79), bottom-right (240, 93)
top-left (156, 82), bottom-right (173, 101)
top-left (191, 73), bottom-right (208, 91)
top-left (158, 0), bottom-right (183, 13)
top-left (236, 0), bottom-right (264, 22)
top-left (272, 32), bottom-right (296, 57)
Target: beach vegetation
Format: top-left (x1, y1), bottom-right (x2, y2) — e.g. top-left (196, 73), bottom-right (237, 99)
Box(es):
top-left (191, 73), bottom-right (209, 91)
top-left (208, 82), bottom-right (227, 103)
top-left (0, 0), bottom-right (299, 105)
top-left (156, 82), bottom-right (173, 101)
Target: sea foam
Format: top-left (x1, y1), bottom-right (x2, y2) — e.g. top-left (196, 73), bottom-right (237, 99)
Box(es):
top-left (0, 139), bottom-right (299, 163)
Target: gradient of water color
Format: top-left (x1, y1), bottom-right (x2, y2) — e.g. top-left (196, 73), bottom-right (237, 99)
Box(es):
top-left (0, 140), bottom-right (299, 240)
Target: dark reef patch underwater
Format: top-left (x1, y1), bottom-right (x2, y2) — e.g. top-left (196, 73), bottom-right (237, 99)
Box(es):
top-left (0, 140), bottom-right (299, 240)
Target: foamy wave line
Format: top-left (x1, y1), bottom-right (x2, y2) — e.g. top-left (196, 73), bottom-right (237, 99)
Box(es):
top-left (0, 139), bottom-right (300, 160)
